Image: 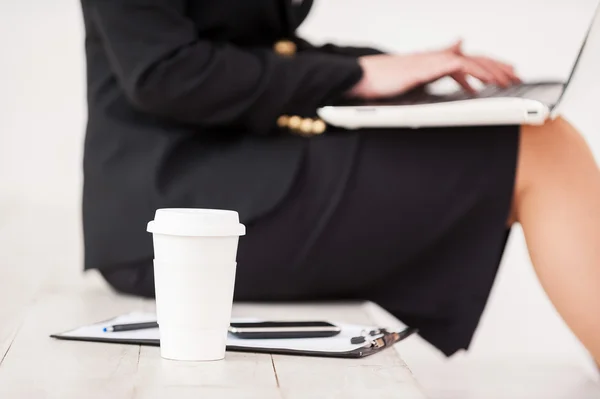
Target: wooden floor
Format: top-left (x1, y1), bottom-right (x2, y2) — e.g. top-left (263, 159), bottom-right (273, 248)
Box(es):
top-left (3, 206), bottom-right (600, 399)
top-left (0, 207), bottom-right (427, 398)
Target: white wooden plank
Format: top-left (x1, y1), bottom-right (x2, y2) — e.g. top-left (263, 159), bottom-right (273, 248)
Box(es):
top-left (273, 348), bottom-right (423, 398)
top-left (0, 317), bottom-right (20, 371)
top-left (278, 362), bottom-right (426, 399)
top-left (133, 352), bottom-right (282, 399)
top-left (133, 386), bottom-right (283, 399)
top-left (134, 347), bottom-right (280, 391)
top-left (0, 273), bottom-right (145, 399)
top-left (130, 301), bottom-right (281, 397)
top-left (254, 302), bottom-right (427, 399)
top-left (0, 205), bottom-right (82, 372)
top-left (0, 216), bottom-right (54, 368)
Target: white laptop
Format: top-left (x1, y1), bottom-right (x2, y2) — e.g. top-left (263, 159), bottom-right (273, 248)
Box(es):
top-left (318, 5), bottom-right (600, 129)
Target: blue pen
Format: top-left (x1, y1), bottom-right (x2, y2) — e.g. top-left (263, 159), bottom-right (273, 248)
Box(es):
top-left (103, 321), bottom-right (158, 332)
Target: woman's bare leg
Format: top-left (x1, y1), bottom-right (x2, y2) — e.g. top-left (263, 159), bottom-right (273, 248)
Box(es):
top-left (514, 117), bottom-right (600, 364)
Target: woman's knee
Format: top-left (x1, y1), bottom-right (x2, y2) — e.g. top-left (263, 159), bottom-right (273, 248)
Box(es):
top-left (512, 117), bottom-right (592, 219)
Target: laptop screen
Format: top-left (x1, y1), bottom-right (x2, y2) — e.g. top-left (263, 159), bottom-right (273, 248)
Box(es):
top-left (553, 2), bottom-right (600, 109)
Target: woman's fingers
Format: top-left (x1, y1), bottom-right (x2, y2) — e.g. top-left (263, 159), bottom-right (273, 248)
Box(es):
top-left (413, 52), bottom-right (463, 85)
top-left (429, 53), bottom-right (500, 89)
top-left (479, 57), bottom-right (522, 83)
top-left (441, 40), bottom-right (521, 87)
top-left (351, 48), bottom-right (521, 99)
top-left (445, 40), bottom-right (464, 56)
top-left (450, 72), bottom-right (477, 94)
top-left (457, 57), bottom-right (497, 85)
top-left (470, 56), bottom-right (520, 86)
top-left (467, 57), bottom-right (511, 87)
top-left (419, 51), bottom-right (521, 93)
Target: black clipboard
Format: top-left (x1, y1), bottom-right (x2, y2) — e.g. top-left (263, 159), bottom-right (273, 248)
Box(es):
top-left (51, 313), bottom-right (417, 359)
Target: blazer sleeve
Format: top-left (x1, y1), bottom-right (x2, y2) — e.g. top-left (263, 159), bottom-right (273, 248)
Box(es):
top-left (294, 37), bottom-right (385, 57)
top-left (89, 0), bottom-right (364, 133)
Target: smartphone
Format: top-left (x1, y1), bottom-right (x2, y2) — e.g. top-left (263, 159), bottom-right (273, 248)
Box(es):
top-left (228, 321), bottom-right (341, 339)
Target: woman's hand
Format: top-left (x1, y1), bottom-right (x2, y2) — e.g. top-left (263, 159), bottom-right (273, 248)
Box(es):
top-left (348, 41), bottom-right (521, 99)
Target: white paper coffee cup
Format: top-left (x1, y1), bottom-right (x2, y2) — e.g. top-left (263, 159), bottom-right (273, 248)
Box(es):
top-left (147, 209), bottom-right (245, 361)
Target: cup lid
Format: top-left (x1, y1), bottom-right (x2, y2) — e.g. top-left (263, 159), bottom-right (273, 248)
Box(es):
top-left (147, 209), bottom-right (246, 237)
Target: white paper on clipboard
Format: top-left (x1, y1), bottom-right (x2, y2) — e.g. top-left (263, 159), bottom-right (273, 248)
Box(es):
top-left (53, 312), bottom-right (414, 356)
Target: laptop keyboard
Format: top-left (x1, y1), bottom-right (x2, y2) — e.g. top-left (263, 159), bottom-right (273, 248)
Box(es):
top-left (377, 82), bottom-right (565, 107)
top-left (470, 83), bottom-right (565, 105)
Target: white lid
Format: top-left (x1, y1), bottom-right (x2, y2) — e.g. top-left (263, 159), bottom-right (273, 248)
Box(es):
top-left (147, 208), bottom-right (246, 237)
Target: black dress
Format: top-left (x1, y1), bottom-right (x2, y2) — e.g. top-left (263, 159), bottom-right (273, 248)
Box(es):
top-left (82, 0), bottom-right (520, 356)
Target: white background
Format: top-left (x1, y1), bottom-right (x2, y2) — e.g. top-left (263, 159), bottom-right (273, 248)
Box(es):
top-left (1, 0), bottom-right (599, 397)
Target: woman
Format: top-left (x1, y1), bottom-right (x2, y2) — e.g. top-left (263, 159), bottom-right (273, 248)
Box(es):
top-left (80, 0), bottom-right (600, 361)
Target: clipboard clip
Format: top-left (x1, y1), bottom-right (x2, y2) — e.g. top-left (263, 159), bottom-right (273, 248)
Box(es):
top-left (350, 328), bottom-right (388, 346)
top-left (350, 327), bottom-right (418, 348)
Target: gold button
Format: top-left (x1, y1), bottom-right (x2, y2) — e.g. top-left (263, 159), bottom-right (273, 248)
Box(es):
top-left (299, 118), bottom-right (315, 135)
top-left (312, 119), bottom-right (327, 135)
top-left (288, 115), bottom-right (302, 130)
top-left (274, 40), bottom-right (297, 56)
top-left (277, 115), bottom-right (290, 128)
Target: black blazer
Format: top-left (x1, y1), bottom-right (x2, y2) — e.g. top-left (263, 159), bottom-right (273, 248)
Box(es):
top-left (81, 0), bottom-right (381, 269)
